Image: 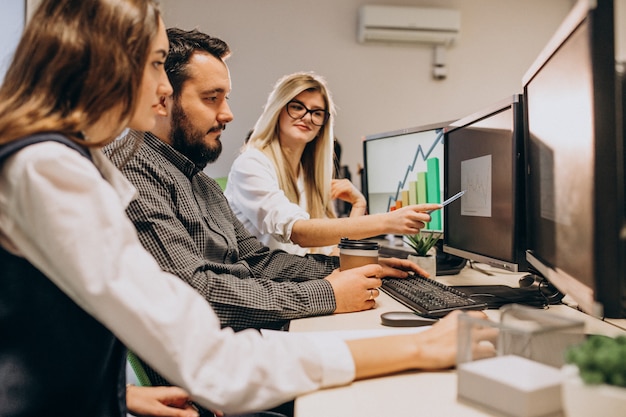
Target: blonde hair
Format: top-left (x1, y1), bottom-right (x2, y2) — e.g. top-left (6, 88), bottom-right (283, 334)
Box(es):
top-left (0, 0), bottom-right (161, 147)
top-left (247, 72), bottom-right (337, 220)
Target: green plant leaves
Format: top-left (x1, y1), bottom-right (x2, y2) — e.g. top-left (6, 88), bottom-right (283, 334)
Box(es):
top-left (565, 335), bottom-right (626, 387)
top-left (404, 232), bottom-right (442, 256)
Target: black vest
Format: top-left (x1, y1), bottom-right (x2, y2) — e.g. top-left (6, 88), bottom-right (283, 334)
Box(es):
top-left (0, 134), bottom-right (127, 416)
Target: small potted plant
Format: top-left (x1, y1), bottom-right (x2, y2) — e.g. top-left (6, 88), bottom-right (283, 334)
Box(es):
top-left (561, 335), bottom-right (626, 417)
top-left (403, 232), bottom-right (441, 278)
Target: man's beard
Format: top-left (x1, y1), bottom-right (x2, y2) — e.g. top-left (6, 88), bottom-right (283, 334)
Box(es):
top-left (169, 100), bottom-right (223, 169)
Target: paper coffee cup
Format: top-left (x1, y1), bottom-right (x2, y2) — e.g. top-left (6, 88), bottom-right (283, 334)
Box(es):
top-left (338, 238), bottom-right (379, 271)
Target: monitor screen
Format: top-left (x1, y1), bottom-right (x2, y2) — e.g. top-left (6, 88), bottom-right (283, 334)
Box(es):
top-left (443, 95), bottom-right (527, 272)
top-left (524, 0), bottom-right (625, 317)
top-left (363, 122), bottom-right (449, 234)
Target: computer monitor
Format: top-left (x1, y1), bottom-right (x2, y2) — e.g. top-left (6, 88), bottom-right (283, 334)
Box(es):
top-left (443, 95), bottom-right (528, 272)
top-left (362, 122), bottom-right (449, 234)
top-left (524, 0), bottom-right (625, 318)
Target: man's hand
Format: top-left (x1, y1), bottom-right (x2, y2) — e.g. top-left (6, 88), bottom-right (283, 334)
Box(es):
top-left (379, 257), bottom-right (429, 278)
top-left (325, 264), bottom-right (383, 313)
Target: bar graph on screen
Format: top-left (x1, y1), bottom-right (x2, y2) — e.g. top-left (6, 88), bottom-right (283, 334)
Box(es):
top-left (363, 124), bottom-right (445, 233)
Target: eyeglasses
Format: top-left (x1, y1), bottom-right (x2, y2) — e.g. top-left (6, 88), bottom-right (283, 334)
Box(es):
top-left (285, 100), bottom-right (330, 126)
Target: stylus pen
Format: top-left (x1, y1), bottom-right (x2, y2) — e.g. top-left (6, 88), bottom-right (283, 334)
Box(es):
top-left (426, 190), bottom-right (466, 213)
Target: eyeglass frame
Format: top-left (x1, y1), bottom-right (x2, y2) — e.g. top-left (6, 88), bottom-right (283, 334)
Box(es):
top-left (284, 99), bottom-right (330, 126)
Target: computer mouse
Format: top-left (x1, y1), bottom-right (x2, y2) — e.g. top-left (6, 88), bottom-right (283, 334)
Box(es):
top-left (380, 311), bottom-right (439, 327)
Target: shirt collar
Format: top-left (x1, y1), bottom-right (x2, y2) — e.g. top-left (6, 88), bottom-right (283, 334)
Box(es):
top-left (144, 132), bottom-right (202, 179)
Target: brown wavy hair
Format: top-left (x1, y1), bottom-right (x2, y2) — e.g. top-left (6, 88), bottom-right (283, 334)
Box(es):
top-left (0, 0), bottom-right (161, 147)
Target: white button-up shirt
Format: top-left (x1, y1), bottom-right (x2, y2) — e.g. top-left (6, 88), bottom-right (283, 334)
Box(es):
top-left (0, 141), bottom-right (354, 414)
top-left (226, 148), bottom-right (335, 256)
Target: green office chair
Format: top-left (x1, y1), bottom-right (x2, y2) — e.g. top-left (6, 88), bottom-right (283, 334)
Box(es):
top-left (214, 176), bottom-right (228, 191)
top-left (126, 350), bottom-right (152, 387)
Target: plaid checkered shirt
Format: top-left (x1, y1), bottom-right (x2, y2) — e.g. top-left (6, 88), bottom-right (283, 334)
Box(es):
top-left (105, 132), bottom-right (339, 332)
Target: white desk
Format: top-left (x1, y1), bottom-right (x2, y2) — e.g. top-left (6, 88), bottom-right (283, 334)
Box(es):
top-left (291, 265), bottom-right (626, 417)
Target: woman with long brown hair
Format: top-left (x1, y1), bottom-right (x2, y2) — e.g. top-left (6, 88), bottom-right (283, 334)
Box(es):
top-left (0, 1), bottom-right (488, 416)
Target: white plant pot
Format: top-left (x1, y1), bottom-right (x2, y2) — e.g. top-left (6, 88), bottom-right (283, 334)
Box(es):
top-left (561, 365), bottom-right (626, 417)
top-left (407, 248), bottom-right (437, 278)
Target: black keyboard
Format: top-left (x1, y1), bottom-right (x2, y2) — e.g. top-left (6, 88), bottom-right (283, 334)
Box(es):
top-left (381, 275), bottom-right (488, 318)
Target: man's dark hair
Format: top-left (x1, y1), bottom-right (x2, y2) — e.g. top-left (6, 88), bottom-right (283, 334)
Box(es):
top-left (165, 28), bottom-right (230, 98)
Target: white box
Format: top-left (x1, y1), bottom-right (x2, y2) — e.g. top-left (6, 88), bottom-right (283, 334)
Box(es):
top-left (457, 355), bottom-right (563, 417)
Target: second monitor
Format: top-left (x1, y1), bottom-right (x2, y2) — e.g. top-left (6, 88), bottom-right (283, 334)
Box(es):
top-left (362, 121), bottom-right (448, 234)
top-left (443, 94), bottom-right (528, 272)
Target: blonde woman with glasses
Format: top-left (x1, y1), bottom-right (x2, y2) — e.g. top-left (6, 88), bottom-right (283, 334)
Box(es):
top-left (226, 72), bottom-right (439, 256)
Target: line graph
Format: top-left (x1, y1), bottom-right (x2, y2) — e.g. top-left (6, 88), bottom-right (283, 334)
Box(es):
top-left (460, 155), bottom-right (492, 217)
top-left (363, 126), bottom-right (445, 232)
top-left (386, 129), bottom-right (444, 211)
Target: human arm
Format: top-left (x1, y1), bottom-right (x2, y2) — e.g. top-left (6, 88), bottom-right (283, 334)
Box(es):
top-left (114, 141), bottom-right (340, 329)
top-left (2, 144), bottom-right (486, 413)
top-left (0, 143), bottom-right (356, 413)
top-left (114, 136), bottom-right (394, 318)
top-left (126, 385), bottom-right (199, 417)
top-left (226, 149), bottom-right (439, 248)
top-left (290, 204), bottom-right (441, 248)
top-left (348, 310), bottom-right (493, 379)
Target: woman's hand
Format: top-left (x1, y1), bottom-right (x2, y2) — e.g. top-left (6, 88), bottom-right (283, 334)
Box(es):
top-left (331, 179), bottom-right (367, 216)
top-left (126, 385), bottom-right (200, 417)
top-left (381, 204), bottom-right (440, 235)
top-left (410, 310), bottom-right (496, 370)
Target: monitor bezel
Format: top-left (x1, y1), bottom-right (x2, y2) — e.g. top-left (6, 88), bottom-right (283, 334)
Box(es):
top-left (523, 0), bottom-right (624, 317)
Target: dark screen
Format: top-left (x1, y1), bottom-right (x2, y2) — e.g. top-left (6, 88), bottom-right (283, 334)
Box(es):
top-left (444, 97), bottom-right (525, 271)
top-left (526, 19), bottom-right (594, 284)
top-left (524, 0), bottom-right (624, 317)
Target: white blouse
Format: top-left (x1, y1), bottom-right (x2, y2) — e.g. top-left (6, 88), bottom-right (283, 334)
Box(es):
top-left (225, 148), bottom-right (334, 256)
top-left (0, 142), bottom-right (354, 413)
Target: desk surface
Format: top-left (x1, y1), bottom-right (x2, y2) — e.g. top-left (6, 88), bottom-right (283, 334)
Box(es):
top-left (291, 265), bottom-right (626, 417)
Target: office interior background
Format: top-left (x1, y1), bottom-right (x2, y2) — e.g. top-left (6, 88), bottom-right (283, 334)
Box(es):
top-left (4, 0), bottom-right (625, 182)
top-left (161, 0), bottom-right (626, 182)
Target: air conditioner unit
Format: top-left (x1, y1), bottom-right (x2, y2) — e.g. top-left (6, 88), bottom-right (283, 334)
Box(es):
top-left (357, 5), bottom-right (460, 46)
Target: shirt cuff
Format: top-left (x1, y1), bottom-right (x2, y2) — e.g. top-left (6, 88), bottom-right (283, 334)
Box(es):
top-left (275, 211), bottom-right (309, 243)
top-left (301, 333), bottom-right (356, 387)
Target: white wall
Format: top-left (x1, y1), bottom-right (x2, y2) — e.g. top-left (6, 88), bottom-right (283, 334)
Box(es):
top-left (6, 0), bottom-right (623, 190)
top-left (161, 0), bottom-right (576, 181)
top-left (0, 0), bottom-right (25, 84)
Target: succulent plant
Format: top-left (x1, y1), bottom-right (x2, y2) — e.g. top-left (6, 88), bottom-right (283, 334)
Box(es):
top-left (403, 232), bottom-right (441, 257)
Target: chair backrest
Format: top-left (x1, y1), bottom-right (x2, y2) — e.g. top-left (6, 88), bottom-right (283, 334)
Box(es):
top-left (126, 351), bottom-right (153, 386)
top-left (214, 176), bottom-right (228, 191)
